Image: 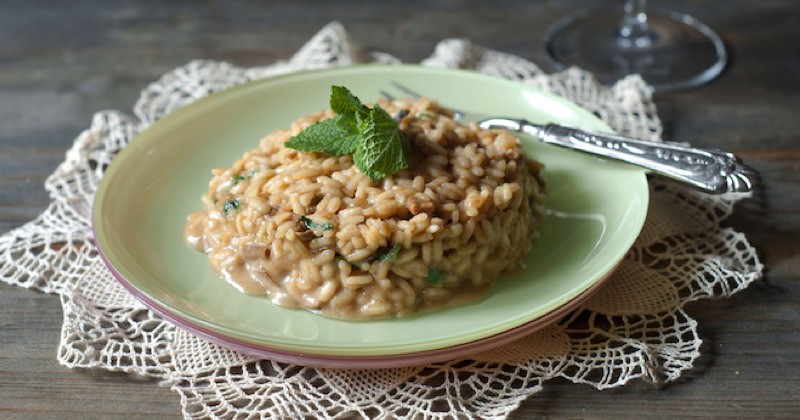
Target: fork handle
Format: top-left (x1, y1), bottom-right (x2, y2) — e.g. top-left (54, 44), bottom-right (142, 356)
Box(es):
top-left (483, 118), bottom-right (760, 194)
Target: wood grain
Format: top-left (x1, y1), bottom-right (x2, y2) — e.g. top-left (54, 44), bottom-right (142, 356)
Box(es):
top-left (2, 0), bottom-right (798, 418)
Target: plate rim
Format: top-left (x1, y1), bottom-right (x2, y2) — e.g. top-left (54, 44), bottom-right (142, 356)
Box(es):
top-left (96, 239), bottom-right (621, 368)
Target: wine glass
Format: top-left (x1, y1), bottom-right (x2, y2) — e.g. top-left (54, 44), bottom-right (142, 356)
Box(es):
top-left (543, 0), bottom-right (727, 92)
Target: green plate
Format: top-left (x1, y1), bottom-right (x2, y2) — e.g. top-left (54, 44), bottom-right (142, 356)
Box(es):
top-left (93, 65), bottom-right (649, 366)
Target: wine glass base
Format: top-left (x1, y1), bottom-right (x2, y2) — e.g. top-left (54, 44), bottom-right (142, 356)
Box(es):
top-left (544, 9), bottom-right (727, 93)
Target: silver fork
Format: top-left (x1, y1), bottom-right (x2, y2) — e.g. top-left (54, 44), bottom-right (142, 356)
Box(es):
top-left (382, 82), bottom-right (760, 194)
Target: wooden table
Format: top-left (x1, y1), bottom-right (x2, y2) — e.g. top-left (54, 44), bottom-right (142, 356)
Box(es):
top-left (2, 1), bottom-right (798, 417)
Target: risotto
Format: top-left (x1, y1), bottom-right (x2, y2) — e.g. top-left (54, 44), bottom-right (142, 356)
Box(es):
top-left (185, 96), bottom-right (545, 320)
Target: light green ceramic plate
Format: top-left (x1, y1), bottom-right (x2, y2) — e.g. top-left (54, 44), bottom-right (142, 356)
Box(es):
top-left (93, 65), bottom-right (649, 368)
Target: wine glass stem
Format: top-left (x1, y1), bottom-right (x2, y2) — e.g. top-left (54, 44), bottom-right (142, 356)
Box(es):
top-left (618, 0), bottom-right (655, 48)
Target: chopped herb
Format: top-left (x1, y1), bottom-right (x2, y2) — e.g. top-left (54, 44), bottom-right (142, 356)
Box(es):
top-left (233, 170), bottom-right (258, 184)
top-left (222, 198), bottom-right (241, 216)
top-left (300, 215), bottom-right (334, 232)
top-left (373, 243), bottom-right (402, 262)
top-left (285, 86), bottom-right (410, 180)
top-left (427, 268), bottom-right (447, 285)
top-left (416, 112), bottom-right (434, 119)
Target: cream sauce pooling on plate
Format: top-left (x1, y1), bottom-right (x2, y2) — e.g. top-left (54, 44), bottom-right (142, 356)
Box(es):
top-left (185, 211), bottom-right (296, 301)
top-left (185, 209), bottom-right (496, 319)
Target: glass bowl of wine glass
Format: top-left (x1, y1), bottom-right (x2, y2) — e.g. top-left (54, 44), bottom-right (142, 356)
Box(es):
top-left (543, 0), bottom-right (727, 92)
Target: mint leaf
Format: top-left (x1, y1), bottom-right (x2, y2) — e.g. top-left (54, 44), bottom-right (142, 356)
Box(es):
top-left (300, 215), bottom-right (334, 232)
top-left (427, 268), bottom-right (447, 285)
top-left (330, 85), bottom-right (368, 118)
top-left (222, 198), bottom-right (240, 216)
top-left (354, 105), bottom-right (409, 180)
top-left (373, 243), bottom-right (402, 262)
top-left (232, 170), bottom-right (258, 184)
top-left (285, 117), bottom-right (358, 155)
top-left (335, 112), bottom-right (359, 134)
top-left (332, 133), bottom-right (361, 155)
top-left (330, 86), bottom-right (365, 134)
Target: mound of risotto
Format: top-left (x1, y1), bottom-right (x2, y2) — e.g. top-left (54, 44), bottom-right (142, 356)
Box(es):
top-left (185, 97), bottom-right (545, 320)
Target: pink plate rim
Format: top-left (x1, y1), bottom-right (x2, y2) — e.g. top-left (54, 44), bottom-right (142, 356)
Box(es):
top-left (94, 229), bottom-right (618, 368)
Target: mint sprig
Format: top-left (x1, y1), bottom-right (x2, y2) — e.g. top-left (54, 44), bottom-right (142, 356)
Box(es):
top-left (285, 86), bottom-right (410, 180)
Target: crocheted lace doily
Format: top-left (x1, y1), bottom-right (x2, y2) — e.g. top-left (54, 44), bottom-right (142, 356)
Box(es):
top-left (0, 22), bottom-right (763, 419)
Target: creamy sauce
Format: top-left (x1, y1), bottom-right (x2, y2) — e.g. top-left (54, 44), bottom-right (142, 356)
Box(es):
top-left (183, 212), bottom-right (206, 251)
top-left (185, 211), bottom-right (300, 304)
top-left (185, 210), bottom-right (495, 320)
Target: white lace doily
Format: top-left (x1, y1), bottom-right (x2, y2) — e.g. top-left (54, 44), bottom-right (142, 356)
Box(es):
top-left (0, 22), bottom-right (763, 419)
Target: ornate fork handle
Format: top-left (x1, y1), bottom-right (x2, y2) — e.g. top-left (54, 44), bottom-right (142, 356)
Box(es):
top-left (480, 118), bottom-right (760, 194)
